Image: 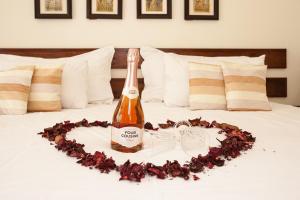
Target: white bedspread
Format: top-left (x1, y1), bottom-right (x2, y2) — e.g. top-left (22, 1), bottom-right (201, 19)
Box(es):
top-left (0, 102), bottom-right (300, 200)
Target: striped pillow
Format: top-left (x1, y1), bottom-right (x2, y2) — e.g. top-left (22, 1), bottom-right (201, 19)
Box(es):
top-left (189, 62), bottom-right (227, 110)
top-left (28, 66), bottom-right (63, 112)
top-left (0, 66), bottom-right (34, 115)
top-left (222, 62), bottom-right (271, 111)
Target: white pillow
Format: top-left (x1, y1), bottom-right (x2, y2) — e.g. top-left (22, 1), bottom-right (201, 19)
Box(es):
top-left (61, 60), bottom-right (88, 108)
top-left (164, 53), bottom-right (266, 107)
top-left (0, 46), bottom-right (115, 107)
top-left (69, 47), bottom-right (115, 104)
top-left (140, 46), bottom-right (165, 102)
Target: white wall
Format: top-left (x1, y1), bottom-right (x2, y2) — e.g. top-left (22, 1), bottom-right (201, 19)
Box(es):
top-left (0, 0), bottom-right (300, 105)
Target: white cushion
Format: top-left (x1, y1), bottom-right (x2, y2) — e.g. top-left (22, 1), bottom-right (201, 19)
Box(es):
top-left (61, 60), bottom-right (88, 109)
top-left (0, 46), bottom-right (115, 108)
top-left (164, 53), bottom-right (266, 107)
top-left (69, 47), bottom-right (115, 104)
top-left (140, 46), bottom-right (165, 102)
top-left (0, 66), bottom-right (35, 115)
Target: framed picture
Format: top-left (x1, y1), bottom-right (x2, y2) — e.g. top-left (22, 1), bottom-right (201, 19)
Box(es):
top-left (185, 0), bottom-right (219, 20)
top-left (34, 0), bottom-right (72, 19)
top-left (137, 0), bottom-right (172, 19)
top-left (87, 0), bottom-right (123, 19)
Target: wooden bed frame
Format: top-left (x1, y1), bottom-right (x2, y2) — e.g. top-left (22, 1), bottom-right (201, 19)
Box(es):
top-left (0, 48), bottom-right (287, 99)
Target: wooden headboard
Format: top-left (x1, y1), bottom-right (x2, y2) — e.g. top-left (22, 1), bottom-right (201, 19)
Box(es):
top-left (0, 48), bottom-right (287, 99)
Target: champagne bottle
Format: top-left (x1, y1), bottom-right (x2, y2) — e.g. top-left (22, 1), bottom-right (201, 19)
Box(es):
top-left (111, 49), bottom-right (144, 153)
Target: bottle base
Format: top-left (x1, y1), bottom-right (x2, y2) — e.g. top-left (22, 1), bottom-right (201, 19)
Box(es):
top-left (111, 142), bottom-right (143, 153)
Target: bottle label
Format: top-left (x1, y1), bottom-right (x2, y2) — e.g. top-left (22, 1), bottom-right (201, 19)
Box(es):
top-left (122, 87), bottom-right (139, 99)
top-left (111, 127), bottom-right (143, 148)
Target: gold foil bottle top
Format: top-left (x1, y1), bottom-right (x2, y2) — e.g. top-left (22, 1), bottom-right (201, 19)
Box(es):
top-left (123, 49), bottom-right (140, 98)
top-left (127, 48), bottom-right (140, 64)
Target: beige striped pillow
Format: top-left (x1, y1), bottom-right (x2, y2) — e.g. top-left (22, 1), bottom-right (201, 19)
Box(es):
top-left (222, 62), bottom-right (271, 111)
top-left (0, 66), bottom-right (34, 115)
top-left (28, 66), bottom-right (63, 112)
top-left (189, 62), bottom-right (227, 110)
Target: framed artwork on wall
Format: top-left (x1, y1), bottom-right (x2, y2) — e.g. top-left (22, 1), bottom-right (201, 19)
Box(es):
top-left (87, 0), bottom-right (123, 19)
top-left (185, 0), bottom-right (219, 20)
top-left (34, 0), bottom-right (72, 19)
top-left (137, 0), bottom-right (172, 19)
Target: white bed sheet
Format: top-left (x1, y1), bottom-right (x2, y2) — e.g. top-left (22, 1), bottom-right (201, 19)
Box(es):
top-left (0, 102), bottom-right (300, 200)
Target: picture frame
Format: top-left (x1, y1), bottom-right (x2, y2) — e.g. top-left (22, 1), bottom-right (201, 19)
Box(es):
top-left (34, 0), bottom-right (72, 19)
top-left (87, 0), bottom-right (123, 19)
top-left (137, 0), bottom-right (172, 19)
top-left (185, 0), bottom-right (219, 20)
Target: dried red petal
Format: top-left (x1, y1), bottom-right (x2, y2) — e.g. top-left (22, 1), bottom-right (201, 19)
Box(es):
top-left (166, 120), bottom-right (176, 126)
top-left (193, 175), bottom-right (200, 181)
top-left (158, 123), bottom-right (172, 129)
top-left (163, 161), bottom-right (190, 180)
top-left (118, 160), bottom-right (145, 182)
top-left (188, 118), bottom-right (211, 128)
top-left (159, 120), bottom-right (176, 129)
top-left (188, 118), bottom-right (202, 126)
top-left (145, 163), bottom-right (167, 179)
top-left (144, 122), bottom-right (159, 131)
top-left (188, 157), bottom-right (204, 173)
top-left (89, 120), bottom-right (110, 128)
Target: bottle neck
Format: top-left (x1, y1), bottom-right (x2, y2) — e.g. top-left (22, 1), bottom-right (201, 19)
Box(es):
top-left (124, 61), bottom-right (138, 89)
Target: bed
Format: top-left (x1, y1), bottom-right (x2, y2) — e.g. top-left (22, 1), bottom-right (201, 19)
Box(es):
top-left (1, 48), bottom-right (299, 200)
